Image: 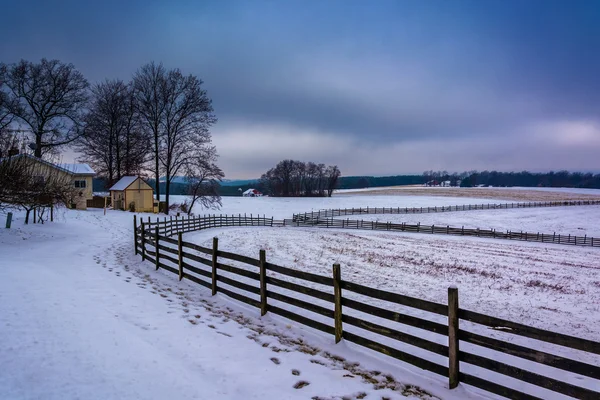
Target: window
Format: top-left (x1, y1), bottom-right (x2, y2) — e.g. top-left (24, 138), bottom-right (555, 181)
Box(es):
top-left (74, 180), bottom-right (87, 188)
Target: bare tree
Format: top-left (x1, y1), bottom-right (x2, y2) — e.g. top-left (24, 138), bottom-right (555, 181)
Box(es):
top-left (0, 59), bottom-right (89, 158)
top-left (184, 146), bottom-right (224, 214)
top-left (132, 62), bottom-right (168, 203)
top-left (160, 68), bottom-right (217, 212)
top-left (0, 90), bottom-right (15, 132)
top-left (76, 80), bottom-right (149, 188)
top-left (325, 165), bottom-right (341, 197)
top-left (260, 160), bottom-right (340, 197)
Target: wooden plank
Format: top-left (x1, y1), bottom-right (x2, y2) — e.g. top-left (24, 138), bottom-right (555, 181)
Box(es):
top-left (459, 309), bottom-right (600, 354)
top-left (217, 250), bottom-right (260, 266)
top-left (157, 243), bottom-right (178, 256)
top-left (218, 286), bottom-right (261, 308)
top-left (343, 331), bottom-right (448, 377)
top-left (266, 276), bottom-right (335, 303)
top-left (460, 351), bottom-right (600, 399)
top-left (181, 261), bottom-right (211, 279)
top-left (341, 297), bottom-right (448, 335)
top-left (216, 274), bottom-right (260, 295)
top-left (181, 251), bottom-right (212, 267)
top-left (267, 290), bottom-right (334, 318)
top-left (155, 226), bottom-right (160, 271)
top-left (216, 262), bottom-right (260, 281)
top-left (341, 280), bottom-right (448, 316)
top-left (181, 241), bottom-right (212, 255)
top-left (333, 263), bottom-right (342, 343)
top-left (159, 253), bottom-right (179, 266)
top-left (159, 236), bottom-right (178, 245)
top-left (264, 262), bottom-right (334, 286)
top-left (259, 249), bottom-right (267, 316)
top-left (342, 314), bottom-right (448, 356)
top-left (448, 286), bottom-right (459, 389)
top-left (268, 305), bottom-right (335, 335)
top-left (133, 215), bottom-right (137, 255)
top-left (178, 232), bottom-right (183, 281)
top-left (460, 329), bottom-right (600, 380)
top-left (141, 222), bottom-right (146, 260)
top-left (157, 262), bottom-right (178, 275)
top-left (212, 237), bottom-right (218, 295)
top-left (145, 255), bottom-right (156, 265)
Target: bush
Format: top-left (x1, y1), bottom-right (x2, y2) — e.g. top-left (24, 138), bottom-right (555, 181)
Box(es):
top-left (128, 202), bottom-right (135, 212)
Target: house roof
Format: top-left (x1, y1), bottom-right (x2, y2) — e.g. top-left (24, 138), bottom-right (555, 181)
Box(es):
top-left (1, 153), bottom-right (96, 176)
top-left (109, 176), bottom-right (139, 191)
top-left (58, 163), bottom-right (96, 175)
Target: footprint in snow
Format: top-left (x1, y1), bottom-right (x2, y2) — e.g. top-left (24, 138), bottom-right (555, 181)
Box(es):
top-left (293, 381), bottom-right (310, 389)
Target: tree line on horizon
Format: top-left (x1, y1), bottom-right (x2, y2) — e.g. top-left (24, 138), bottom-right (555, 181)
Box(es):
top-left (423, 170), bottom-right (600, 189)
top-left (0, 58), bottom-right (223, 213)
top-left (259, 160), bottom-right (341, 197)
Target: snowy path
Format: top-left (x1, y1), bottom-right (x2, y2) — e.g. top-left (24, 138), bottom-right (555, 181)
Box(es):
top-left (0, 210), bottom-right (481, 400)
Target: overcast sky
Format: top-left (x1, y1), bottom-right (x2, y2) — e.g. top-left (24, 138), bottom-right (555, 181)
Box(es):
top-left (2, 0), bottom-right (599, 178)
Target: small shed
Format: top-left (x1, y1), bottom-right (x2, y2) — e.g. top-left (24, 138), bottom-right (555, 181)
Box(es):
top-left (109, 176), bottom-right (155, 212)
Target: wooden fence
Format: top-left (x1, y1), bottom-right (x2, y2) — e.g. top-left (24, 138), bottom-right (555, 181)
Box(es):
top-left (135, 211), bottom-right (600, 248)
top-left (291, 217), bottom-right (600, 247)
top-left (133, 215), bottom-right (600, 400)
top-left (293, 200), bottom-right (600, 222)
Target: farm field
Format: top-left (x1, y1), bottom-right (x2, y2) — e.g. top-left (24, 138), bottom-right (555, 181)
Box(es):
top-left (338, 186), bottom-right (600, 202)
top-left (333, 205), bottom-right (600, 238)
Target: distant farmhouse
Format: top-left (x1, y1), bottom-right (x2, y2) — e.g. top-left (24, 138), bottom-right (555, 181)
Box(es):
top-left (4, 153), bottom-right (96, 209)
top-left (243, 188), bottom-right (263, 197)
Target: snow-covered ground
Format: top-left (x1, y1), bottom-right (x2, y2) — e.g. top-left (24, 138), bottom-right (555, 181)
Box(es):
top-left (0, 208), bottom-right (481, 400)
top-left (1, 191), bottom-right (599, 400)
top-left (165, 194), bottom-right (498, 220)
top-left (333, 205), bottom-right (600, 237)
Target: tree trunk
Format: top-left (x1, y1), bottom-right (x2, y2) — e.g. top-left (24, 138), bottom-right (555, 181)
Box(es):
top-left (154, 128), bottom-right (160, 204)
top-left (25, 209), bottom-right (31, 224)
top-left (165, 177), bottom-right (170, 214)
top-left (35, 130), bottom-right (43, 158)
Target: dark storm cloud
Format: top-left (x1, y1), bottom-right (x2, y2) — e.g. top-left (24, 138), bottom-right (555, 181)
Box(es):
top-left (2, 0), bottom-right (599, 177)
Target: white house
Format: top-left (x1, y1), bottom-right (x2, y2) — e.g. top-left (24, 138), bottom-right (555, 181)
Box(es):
top-left (243, 188), bottom-right (263, 197)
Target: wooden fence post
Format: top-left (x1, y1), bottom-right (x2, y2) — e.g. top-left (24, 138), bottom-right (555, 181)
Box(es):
top-left (141, 222), bottom-right (146, 261)
top-left (50, 205), bottom-right (54, 222)
top-left (155, 226), bottom-right (160, 270)
top-left (448, 286), bottom-right (459, 389)
top-left (259, 249), bottom-right (267, 316)
top-left (133, 215), bottom-right (138, 255)
top-left (212, 237), bottom-right (218, 295)
top-left (178, 232), bottom-right (184, 280)
top-left (333, 263), bottom-right (343, 343)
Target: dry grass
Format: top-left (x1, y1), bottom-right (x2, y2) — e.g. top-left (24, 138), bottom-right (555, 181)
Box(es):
top-left (342, 186), bottom-right (600, 201)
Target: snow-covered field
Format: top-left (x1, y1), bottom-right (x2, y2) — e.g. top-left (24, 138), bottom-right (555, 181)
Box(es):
top-left (184, 227), bottom-right (600, 342)
top-left (1, 191), bottom-right (599, 400)
top-left (334, 206), bottom-right (600, 237)
top-left (165, 194), bottom-right (498, 220)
